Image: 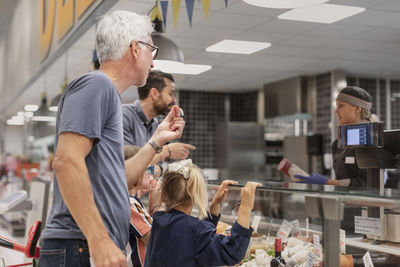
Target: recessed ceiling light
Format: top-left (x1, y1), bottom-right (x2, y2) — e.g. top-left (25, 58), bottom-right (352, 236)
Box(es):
top-left (278, 4), bottom-right (366, 24)
top-left (24, 104), bottom-right (39, 112)
top-left (153, 60), bottom-right (212, 75)
top-left (31, 116), bottom-right (57, 122)
top-left (49, 106), bottom-right (58, 112)
top-left (242, 0), bottom-right (328, 9)
top-left (206, 40), bottom-right (271, 55)
top-left (6, 119), bottom-right (24, 126)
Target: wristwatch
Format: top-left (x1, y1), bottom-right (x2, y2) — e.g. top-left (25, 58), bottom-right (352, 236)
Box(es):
top-left (148, 139), bottom-right (162, 153)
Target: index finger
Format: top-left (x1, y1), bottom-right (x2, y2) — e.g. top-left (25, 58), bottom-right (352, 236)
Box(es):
top-left (294, 175), bottom-right (307, 179)
top-left (221, 180), bottom-right (238, 188)
top-left (165, 105), bottom-right (180, 121)
top-left (182, 144), bottom-right (196, 150)
top-left (245, 182), bottom-right (262, 190)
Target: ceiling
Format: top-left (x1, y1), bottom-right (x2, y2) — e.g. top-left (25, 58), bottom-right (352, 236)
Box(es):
top-left (6, 0), bottom-right (400, 120)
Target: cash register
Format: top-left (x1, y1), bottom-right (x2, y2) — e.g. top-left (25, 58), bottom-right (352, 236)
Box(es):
top-left (338, 122), bottom-right (400, 242)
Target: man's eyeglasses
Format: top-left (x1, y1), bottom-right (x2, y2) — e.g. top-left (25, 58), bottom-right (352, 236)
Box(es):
top-left (146, 165), bottom-right (155, 175)
top-left (131, 41), bottom-right (159, 60)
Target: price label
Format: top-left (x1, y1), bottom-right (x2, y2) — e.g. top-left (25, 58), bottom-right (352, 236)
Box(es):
top-left (305, 251), bottom-right (316, 267)
top-left (313, 234), bottom-right (321, 257)
top-left (354, 216), bottom-right (381, 236)
top-left (290, 219), bottom-right (300, 237)
top-left (339, 229), bottom-right (346, 254)
top-left (251, 215), bottom-right (262, 232)
top-left (276, 219), bottom-right (293, 239)
top-left (363, 251), bottom-right (374, 267)
top-left (306, 217), bottom-right (309, 238)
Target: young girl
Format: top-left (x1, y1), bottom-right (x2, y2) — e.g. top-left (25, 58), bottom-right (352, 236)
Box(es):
top-left (124, 145), bottom-right (158, 267)
top-left (144, 159), bottom-right (261, 267)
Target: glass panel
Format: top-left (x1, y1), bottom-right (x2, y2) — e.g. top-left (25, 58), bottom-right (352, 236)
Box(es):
top-left (208, 180), bottom-right (400, 202)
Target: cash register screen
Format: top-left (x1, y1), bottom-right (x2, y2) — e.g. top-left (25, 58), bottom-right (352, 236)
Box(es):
top-left (347, 126), bottom-right (368, 145)
top-left (339, 122), bottom-right (383, 147)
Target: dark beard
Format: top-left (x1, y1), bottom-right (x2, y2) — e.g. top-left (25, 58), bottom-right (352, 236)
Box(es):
top-left (154, 102), bottom-right (171, 116)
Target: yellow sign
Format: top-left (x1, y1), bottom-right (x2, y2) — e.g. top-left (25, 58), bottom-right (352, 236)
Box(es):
top-left (39, 0), bottom-right (95, 61)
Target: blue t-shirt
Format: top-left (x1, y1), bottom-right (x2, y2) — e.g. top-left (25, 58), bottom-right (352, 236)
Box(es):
top-left (41, 71), bottom-right (130, 250)
top-left (122, 100), bottom-right (159, 146)
top-left (144, 209), bottom-right (253, 267)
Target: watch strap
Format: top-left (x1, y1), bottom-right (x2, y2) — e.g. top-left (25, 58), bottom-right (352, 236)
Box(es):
top-left (149, 139), bottom-right (162, 153)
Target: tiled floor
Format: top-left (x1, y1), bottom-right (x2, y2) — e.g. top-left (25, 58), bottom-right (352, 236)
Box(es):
top-left (0, 226), bottom-right (27, 266)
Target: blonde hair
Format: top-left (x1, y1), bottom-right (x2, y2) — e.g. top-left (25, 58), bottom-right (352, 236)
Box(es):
top-left (361, 108), bottom-right (379, 123)
top-left (162, 164), bottom-right (208, 219)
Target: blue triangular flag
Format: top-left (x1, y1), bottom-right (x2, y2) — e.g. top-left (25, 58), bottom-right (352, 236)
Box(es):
top-left (160, 1), bottom-right (169, 28)
top-left (185, 0), bottom-right (195, 27)
top-left (224, 0), bottom-right (228, 7)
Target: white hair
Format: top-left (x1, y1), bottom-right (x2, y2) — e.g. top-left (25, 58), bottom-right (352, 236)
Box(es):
top-left (95, 10), bottom-right (154, 63)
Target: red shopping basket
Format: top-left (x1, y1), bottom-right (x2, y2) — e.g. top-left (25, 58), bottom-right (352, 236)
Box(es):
top-left (0, 221), bottom-right (41, 266)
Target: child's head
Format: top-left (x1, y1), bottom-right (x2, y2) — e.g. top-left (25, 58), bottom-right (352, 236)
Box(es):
top-left (162, 159), bottom-right (208, 219)
top-left (124, 145), bottom-right (154, 194)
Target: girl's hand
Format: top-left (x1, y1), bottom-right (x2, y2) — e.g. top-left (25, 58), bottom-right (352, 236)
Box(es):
top-left (210, 180), bottom-right (237, 216)
top-left (237, 182), bottom-right (262, 229)
top-left (240, 182), bottom-right (262, 210)
top-left (212, 180), bottom-right (238, 205)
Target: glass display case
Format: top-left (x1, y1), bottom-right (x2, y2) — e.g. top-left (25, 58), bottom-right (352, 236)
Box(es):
top-left (207, 181), bottom-right (400, 267)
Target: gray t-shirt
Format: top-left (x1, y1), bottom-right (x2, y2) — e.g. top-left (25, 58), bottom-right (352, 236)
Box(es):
top-left (41, 71), bottom-right (130, 250)
top-left (122, 100), bottom-right (159, 146)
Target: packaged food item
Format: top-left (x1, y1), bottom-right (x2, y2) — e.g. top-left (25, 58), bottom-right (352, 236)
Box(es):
top-left (277, 158), bottom-right (309, 182)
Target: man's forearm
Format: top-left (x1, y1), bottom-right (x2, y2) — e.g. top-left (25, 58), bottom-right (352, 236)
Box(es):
top-left (54, 157), bottom-right (110, 244)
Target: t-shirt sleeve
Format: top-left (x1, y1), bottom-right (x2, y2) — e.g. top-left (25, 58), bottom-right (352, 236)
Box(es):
top-left (130, 202), bottom-right (152, 238)
top-left (122, 106), bottom-right (136, 145)
top-left (194, 220), bottom-right (252, 266)
top-left (58, 74), bottom-right (113, 142)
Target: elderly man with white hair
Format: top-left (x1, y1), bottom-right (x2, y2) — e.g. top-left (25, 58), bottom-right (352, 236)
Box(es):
top-left (39, 11), bottom-right (185, 267)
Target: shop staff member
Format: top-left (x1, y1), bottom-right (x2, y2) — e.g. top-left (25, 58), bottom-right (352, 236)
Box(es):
top-left (39, 11), bottom-right (185, 267)
top-left (122, 70), bottom-right (196, 176)
top-left (296, 86), bottom-right (377, 187)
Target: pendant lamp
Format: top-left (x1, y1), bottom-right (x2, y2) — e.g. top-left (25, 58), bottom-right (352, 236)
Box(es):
top-left (152, 18), bottom-right (184, 63)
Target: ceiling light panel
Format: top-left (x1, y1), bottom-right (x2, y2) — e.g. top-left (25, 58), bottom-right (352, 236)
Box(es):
top-left (278, 4), bottom-right (366, 24)
top-left (206, 40), bottom-right (271, 55)
top-left (242, 0), bottom-right (328, 9)
top-left (153, 60), bottom-right (212, 75)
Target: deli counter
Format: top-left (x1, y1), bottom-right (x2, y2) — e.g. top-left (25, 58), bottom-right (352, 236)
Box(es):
top-left (207, 181), bottom-right (400, 267)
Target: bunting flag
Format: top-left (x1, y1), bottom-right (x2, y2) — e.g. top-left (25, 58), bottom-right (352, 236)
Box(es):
top-left (150, 2), bottom-right (162, 21)
top-left (202, 0), bottom-right (210, 19)
top-left (185, 0), bottom-right (195, 27)
top-left (172, 0), bottom-right (181, 29)
top-left (160, 1), bottom-right (169, 28)
top-left (224, 0), bottom-right (228, 7)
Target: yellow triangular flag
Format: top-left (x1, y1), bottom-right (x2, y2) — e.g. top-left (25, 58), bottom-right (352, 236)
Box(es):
top-left (172, 0), bottom-right (181, 29)
top-left (150, 2), bottom-right (162, 21)
top-left (202, 0), bottom-right (210, 19)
